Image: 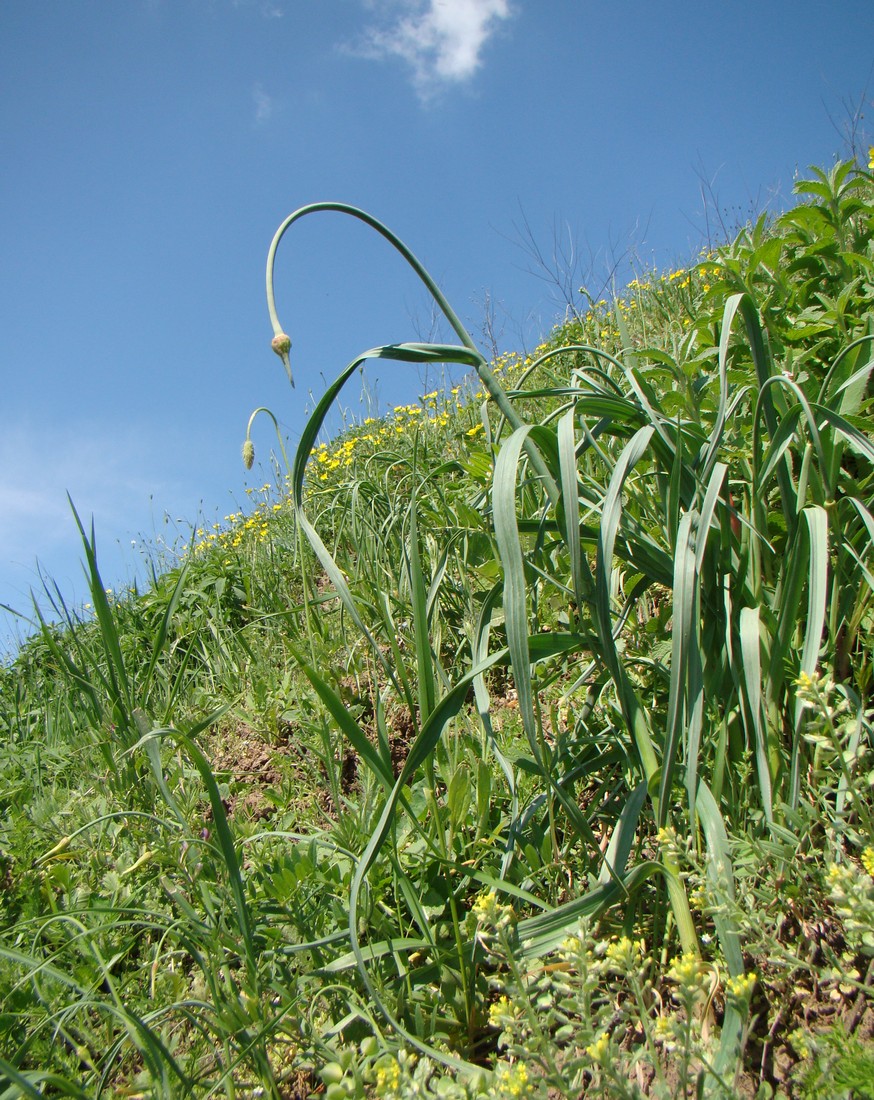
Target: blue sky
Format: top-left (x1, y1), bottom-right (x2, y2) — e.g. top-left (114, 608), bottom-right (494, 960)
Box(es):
top-left (1, 0), bottom-right (872, 650)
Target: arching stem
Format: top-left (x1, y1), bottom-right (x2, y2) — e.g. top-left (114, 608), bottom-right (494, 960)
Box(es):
top-left (265, 202), bottom-right (558, 503)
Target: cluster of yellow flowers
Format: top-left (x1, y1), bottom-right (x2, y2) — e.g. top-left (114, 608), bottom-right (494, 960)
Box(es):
top-left (826, 855), bottom-right (874, 955)
top-left (373, 1056), bottom-right (402, 1096)
top-left (186, 360), bottom-right (530, 560)
top-left (725, 971), bottom-right (757, 1003)
top-left (666, 950), bottom-right (710, 992)
top-left (308, 390), bottom-right (467, 484)
top-left (471, 888), bottom-right (515, 932)
top-left (303, 349), bottom-right (547, 488)
top-left (570, 261), bottom-right (721, 344)
top-left (488, 993), bottom-right (525, 1031)
top-left (188, 487), bottom-right (290, 559)
top-left (488, 1061), bottom-right (532, 1098)
top-left (604, 934), bottom-right (646, 975)
top-left (483, 919), bottom-right (762, 1090)
top-left (584, 1032), bottom-right (610, 1063)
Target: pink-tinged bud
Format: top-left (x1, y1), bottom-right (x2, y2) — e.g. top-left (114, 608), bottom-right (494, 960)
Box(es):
top-left (271, 333), bottom-right (291, 357)
top-left (271, 332), bottom-right (294, 388)
top-left (242, 439), bottom-right (255, 470)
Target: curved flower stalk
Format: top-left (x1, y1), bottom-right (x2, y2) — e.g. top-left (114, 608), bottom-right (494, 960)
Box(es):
top-left (241, 405), bottom-right (291, 475)
top-left (241, 404), bottom-right (322, 657)
top-left (265, 201), bottom-right (558, 502)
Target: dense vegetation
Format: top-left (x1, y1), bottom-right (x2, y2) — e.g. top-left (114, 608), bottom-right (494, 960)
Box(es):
top-left (1, 158), bottom-right (873, 1099)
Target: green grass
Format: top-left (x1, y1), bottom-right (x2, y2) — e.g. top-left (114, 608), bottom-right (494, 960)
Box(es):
top-left (1, 156), bottom-right (873, 1099)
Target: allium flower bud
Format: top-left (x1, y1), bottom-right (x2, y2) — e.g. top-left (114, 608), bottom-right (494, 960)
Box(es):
top-left (271, 332), bottom-right (294, 388)
top-left (242, 439), bottom-right (255, 470)
top-left (271, 333), bottom-right (291, 357)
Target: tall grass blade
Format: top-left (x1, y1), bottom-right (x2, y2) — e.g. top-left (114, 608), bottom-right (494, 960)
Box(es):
top-left (597, 782), bottom-right (647, 885)
top-left (696, 782), bottom-right (746, 1080)
top-left (0, 1060), bottom-right (90, 1099)
top-left (658, 510), bottom-right (697, 825)
top-left (594, 426), bottom-right (659, 783)
top-left (492, 425), bottom-right (541, 764)
top-left (557, 409), bottom-right (589, 611)
top-left (798, 506), bottom-right (828, 684)
top-left (730, 294), bottom-right (796, 532)
top-left (471, 583), bottom-right (519, 876)
top-left (407, 491), bottom-right (437, 722)
top-left (738, 606), bottom-right (774, 822)
top-left (69, 499), bottom-right (134, 722)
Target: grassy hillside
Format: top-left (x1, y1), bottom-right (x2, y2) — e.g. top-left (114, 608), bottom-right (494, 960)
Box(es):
top-left (1, 158), bottom-right (873, 1099)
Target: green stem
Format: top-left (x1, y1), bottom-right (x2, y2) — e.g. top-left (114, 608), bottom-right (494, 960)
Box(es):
top-left (498, 925), bottom-right (550, 1053)
top-left (663, 853), bottom-right (699, 958)
top-left (244, 406), bottom-right (291, 475)
top-left (444, 890), bottom-right (472, 1044)
top-left (244, 406), bottom-right (319, 661)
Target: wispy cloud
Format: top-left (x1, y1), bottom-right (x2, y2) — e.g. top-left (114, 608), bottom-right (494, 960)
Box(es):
top-left (0, 420), bottom-right (209, 617)
top-left (252, 82), bottom-right (273, 124)
top-left (351, 0), bottom-right (514, 99)
top-left (1, 424), bottom-right (162, 552)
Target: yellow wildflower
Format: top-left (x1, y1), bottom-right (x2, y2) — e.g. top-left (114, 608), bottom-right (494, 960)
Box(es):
top-left (725, 971), bottom-right (757, 1003)
top-left (489, 1062), bottom-right (531, 1098)
top-left (471, 890), bottom-right (514, 930)
top-left (653, 1016), bottom-right (678, 1050)
top-left (374, 1057), bottom-right (402, 1096)
top-left (667, 951), bottom-right (712, 1004)
top-left (789, 1026), bottom-right (811, 1059)
top-left (488, 995), bottom-right (517, 1029)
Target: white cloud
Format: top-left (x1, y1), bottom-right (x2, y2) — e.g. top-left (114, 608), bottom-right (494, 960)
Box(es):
top-left (1, 425), bottom-right (157, 554)
top-left (0, 420), bottom-right (205, 618)
top-left (352, 0), bottom-right (514, 98)
top-left (253, 82), bottom-right (273, 123)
